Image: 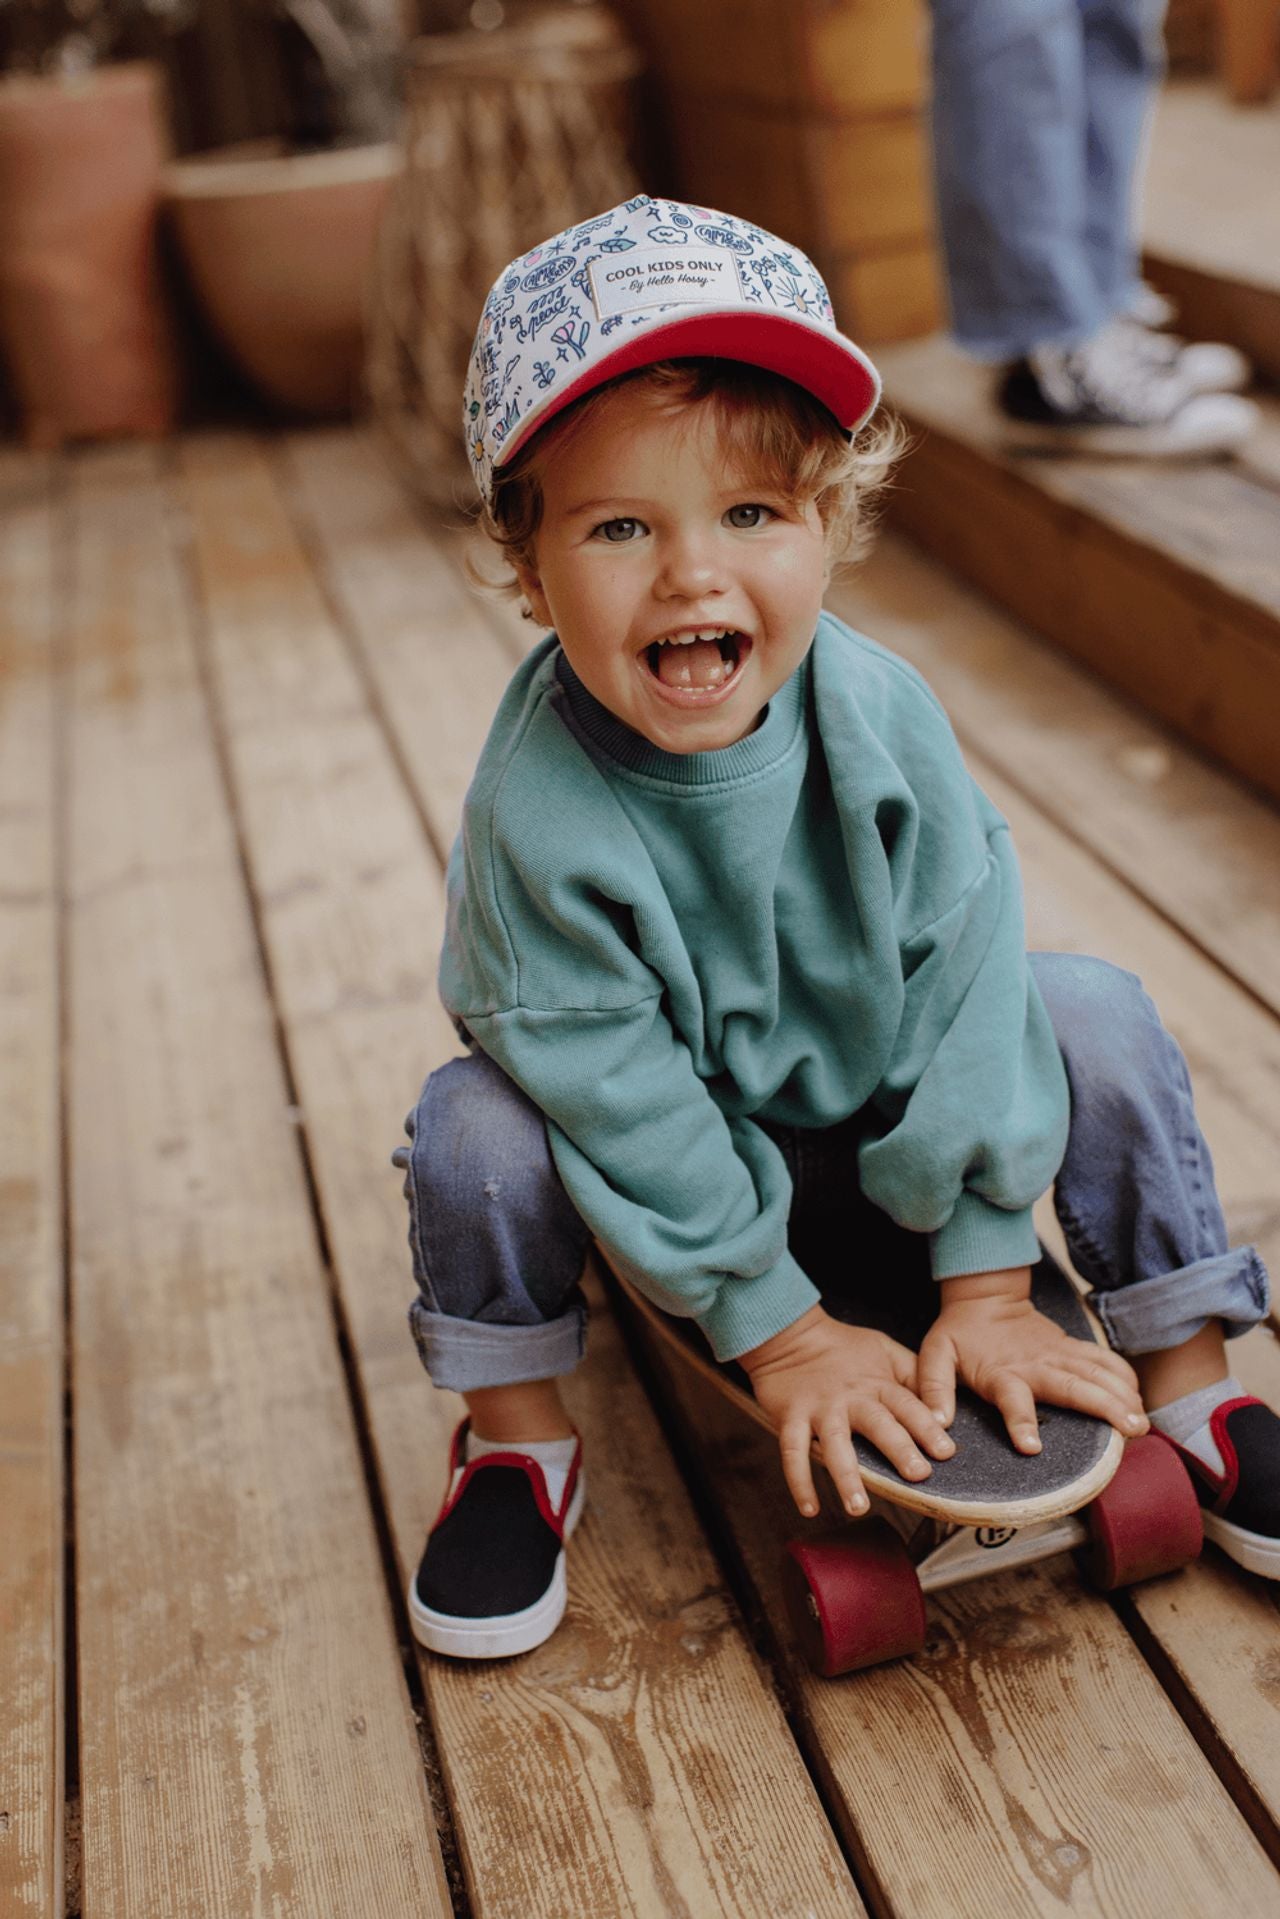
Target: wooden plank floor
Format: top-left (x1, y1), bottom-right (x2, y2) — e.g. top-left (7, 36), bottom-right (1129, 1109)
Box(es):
top-left (6, 423), bottom-right (1280, 1917)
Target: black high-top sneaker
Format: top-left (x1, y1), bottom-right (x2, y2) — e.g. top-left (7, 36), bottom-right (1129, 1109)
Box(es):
top-left (1158, 1396), bottom-right (1280, 1580)
top-left (1117, 315), bottom-right (1251, 394)
top-left (408, 1419), bottom-right (585, 1657)
top-left (997, 319), bottom-right (1257, 456)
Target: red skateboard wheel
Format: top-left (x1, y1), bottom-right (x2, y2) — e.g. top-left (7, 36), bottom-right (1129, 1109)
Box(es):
top-left (1082, 1433), bottom-right (1204, 1591)
top-left (781, 1519), bottom-right (927, 1676)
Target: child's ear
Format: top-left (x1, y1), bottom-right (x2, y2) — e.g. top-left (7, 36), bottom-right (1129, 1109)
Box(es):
top-left (513, 561), bottom-right (552, 628)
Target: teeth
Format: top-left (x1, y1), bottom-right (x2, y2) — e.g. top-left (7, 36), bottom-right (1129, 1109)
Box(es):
top-left (655, 627), bottom-right (736, 646)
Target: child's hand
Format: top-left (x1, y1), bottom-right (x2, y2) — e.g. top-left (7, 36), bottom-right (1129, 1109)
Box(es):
top-left (739, 1305), bottom-right (956, 1519)
top-left (918, 1267), bottom-right (1149, 1455)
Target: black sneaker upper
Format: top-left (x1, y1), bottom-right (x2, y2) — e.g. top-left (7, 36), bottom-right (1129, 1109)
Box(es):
top-left (997, 359), bottom-right (1062, 425)
top-left (1204, 1401), bottom-right (1280, 1536)
top-left (415, 1459), bottom-right (564, 1619)
top-left (997, 323), bottom-right (1200, 429)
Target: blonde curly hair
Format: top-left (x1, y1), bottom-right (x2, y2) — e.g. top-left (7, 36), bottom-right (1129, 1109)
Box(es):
top-left (473, 358), bottom-right (905, 607)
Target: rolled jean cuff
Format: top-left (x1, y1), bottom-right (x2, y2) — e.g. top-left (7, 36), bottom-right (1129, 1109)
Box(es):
top-left (1089, 1247), bottom-right (1270, 1356)
top-left (408, 1301), bottom-right (587, 1392)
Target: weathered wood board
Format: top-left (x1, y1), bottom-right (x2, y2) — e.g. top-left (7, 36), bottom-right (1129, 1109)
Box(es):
top-left (64, 444), bottom-right (450, 1917)
top-left (0, 453), bottom-right (64, 1917)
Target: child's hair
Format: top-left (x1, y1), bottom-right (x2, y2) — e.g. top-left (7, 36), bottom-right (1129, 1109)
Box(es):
top-left (474, 358), bottom-right (905, 607)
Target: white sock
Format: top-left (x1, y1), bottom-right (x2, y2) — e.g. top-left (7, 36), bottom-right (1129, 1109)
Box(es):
top-left (1148, 1376), bottom-right (1246, 1476)
top-left (466, 1430), bottom-right (579, 1509)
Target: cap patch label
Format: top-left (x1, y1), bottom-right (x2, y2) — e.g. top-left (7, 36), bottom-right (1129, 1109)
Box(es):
top-left (588, 245), bottom-right (744, 320)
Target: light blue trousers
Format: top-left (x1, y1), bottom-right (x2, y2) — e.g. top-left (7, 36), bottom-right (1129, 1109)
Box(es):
top-left (926, 0), bottom-right (1168, 358)
top-left (394, 954), bottom-right (1268, 1393)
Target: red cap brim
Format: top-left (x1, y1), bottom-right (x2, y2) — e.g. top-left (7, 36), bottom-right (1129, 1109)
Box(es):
top-left (499, 309), bottom-right (880, 471)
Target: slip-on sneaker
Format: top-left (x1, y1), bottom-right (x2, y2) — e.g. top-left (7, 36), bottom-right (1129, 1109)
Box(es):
top-left (408, 1419), bottom-right (585, 1658)
top-left (1158, 1396), bottom-right (1280, 1580)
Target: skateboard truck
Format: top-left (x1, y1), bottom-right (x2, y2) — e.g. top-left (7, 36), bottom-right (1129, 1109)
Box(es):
top-left (781, 1434), bottom-right (1203, 1678)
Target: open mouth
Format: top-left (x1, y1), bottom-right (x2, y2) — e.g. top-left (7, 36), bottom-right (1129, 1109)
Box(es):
top-left (644, 628), bottom-right (750, 693)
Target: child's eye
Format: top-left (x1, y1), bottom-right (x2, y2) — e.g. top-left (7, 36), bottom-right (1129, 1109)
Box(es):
top-left (593, 517), bottom-right (644, 542)
top-left (724, 503), bottom-right (774, 529)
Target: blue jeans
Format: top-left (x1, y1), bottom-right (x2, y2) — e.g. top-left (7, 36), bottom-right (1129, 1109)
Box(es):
top-left (926, 0), bottom-right (1168, 358)
top-left (393, 954), bottom-right (1268, 1392)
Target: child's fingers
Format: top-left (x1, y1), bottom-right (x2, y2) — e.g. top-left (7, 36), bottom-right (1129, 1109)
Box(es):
top-left (1041, 1342), bottom-right (1146, 1408)
top-left (815, 1418), bottom-right (870, 1518)
top-left (916, 1331), bottom-right (958, 1427)
top-left (778, 1418), bottom-right (821, 1517)
top-left (989, 1371), bottom-right (1042, 1453)
top-left (1062, 1337), bottom-right (1141, 1395)
top-left (848, 1399), bottom-right (937, 1484)
top-left (883, 1379), bottom-right (956, 1460)
top-left (884, 1334), bottom-right (924, 1389)
top-left (1036, 1363), bottom-right (1149, 1436)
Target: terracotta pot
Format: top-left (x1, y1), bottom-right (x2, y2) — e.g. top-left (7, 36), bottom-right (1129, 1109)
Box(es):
top-left (164, 142), bottom-right (401, 416)
top-left (0, 62), bottom-right (178, 448)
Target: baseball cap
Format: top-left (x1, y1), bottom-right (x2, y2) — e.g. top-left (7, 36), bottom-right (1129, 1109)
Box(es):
top-left (463, 194), bottom-right (882, 503)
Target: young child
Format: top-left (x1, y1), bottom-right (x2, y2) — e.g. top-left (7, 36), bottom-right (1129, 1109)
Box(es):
top-left (394, 196), bottom-right (1277, 1659)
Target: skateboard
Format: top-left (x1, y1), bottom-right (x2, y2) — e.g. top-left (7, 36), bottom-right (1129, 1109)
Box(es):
top-left (614, 1252), bottom-right (1204, 1676)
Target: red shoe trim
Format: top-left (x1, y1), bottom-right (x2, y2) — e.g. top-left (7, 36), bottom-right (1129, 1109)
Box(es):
top-left (433, 1419), bottom-right (582, 1537)
top-left (1205, 1395), bottom-right (1264, 1511)
top-left (1153, 1396), bottom-right (1263, 1516)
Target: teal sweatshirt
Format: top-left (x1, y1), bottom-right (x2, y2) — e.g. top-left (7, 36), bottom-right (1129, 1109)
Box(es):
top-left (439, 612), bottom-right (1070, 1362)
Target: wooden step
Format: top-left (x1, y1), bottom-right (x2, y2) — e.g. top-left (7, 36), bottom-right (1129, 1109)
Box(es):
top-left (1143, 80), bottom-right (1280, 382)
top-left (872, 334), bottom-right (1280, 807)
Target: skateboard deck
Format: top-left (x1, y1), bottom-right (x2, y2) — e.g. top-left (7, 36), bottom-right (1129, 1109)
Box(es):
top-left (614, 1250), bottom-right (1123, 1527)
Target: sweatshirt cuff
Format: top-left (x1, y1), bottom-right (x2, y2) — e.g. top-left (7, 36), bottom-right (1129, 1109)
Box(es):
top-left (695, 1251), bottom-right (821, 1364)
top-left (929, 1194), bottom-right (1041, 1281)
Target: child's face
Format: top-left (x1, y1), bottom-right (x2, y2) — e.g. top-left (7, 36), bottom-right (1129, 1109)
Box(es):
top-left (513, 383), bottom-right (829, 755)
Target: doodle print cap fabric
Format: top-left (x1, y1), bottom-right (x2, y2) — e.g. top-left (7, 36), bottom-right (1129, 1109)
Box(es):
top-left (463, 194), bottom-right (882, 503)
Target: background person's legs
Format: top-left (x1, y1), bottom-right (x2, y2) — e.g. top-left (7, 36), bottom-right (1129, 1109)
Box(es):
top-left (1079, 0), bottom-right (1168, 316)
top-left (927, 0), bottom-right (1103, 359)
top-left (925, 0), bottom-right (1254, 452)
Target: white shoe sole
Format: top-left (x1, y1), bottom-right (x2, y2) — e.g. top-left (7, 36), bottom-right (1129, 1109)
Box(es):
top-left (1203, 1509), bottom-right (1280, 1580)
top-left (1174, 341), bottom-right (1252, 395)
top-left (407, 1473), bottom-right (586, 1658)
top-left (1001, 392), bottom-right (1258, 459)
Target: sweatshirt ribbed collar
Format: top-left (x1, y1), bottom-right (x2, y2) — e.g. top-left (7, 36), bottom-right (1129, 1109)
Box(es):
top-left (551, 643), bottom-right (809, 787)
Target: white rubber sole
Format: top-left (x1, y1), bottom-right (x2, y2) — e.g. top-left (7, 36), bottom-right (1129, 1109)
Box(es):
top-left (1001, 392), bottom-right (1258, 459)
top-left (1203, 1509), bottom-right (1280, 1580)
top-left (407, 1473), bottom-right (586, 1658)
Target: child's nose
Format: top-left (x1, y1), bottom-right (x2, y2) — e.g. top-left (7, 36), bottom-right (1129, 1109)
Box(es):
top-left (656, 532), bottom-right (728, 600)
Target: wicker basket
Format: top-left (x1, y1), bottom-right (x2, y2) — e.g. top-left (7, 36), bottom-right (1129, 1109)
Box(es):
top-left (366, 4), bottom-right (641, 510)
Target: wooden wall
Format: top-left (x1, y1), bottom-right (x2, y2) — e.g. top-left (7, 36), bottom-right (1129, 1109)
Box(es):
top-left (615, 0), bottom-right (943, 343)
